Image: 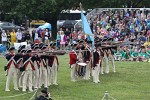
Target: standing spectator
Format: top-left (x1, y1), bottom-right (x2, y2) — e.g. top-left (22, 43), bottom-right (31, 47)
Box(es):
top-left (10, 29), bottom-right (16, 45)
top-left (49, 30), bottom-right (52, 42)
top-left (64, 28), bottom-right (71, 43)
top-left (34, 30), bottom-right (39, 41)
top-left (60, 31), bottom-right (67, 50)
top-left (70, 31), bottom-right (78, 44)
top-left (1, 30), bottom-right (7, 46)
top-left (45, 29), bottom-right (50, 44)
top-left (32, 30), bottom-right (36, 42)
top-left (56, 32), bottom-right (61, 49)
top-left (64, 28), bottom-right (70, 37)
top-left (22, 31), bottom-right (26, 42)
top-left (41, 29), bottom-right (45, 43)
top-left (0, 28), bottom-right (2, 44)
top-left (6, 30), bottom-right (11, 42)
top-left (37, 29), bottom-right (42, 42)
top-left (16, 29), bottom-right (22, 43)
top-left (25, 31), bottom-right (31, 43)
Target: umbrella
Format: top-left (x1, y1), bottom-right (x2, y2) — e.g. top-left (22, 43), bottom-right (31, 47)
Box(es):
top-left (38, 23), bottom-right (51, 30)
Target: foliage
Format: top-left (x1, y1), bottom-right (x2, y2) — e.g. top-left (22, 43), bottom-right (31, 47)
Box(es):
top-left (0, 55), bottom-right (150, 100)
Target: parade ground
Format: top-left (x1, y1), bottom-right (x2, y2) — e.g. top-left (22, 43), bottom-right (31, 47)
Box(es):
top-left (0, 54), bottom-right (149, 100)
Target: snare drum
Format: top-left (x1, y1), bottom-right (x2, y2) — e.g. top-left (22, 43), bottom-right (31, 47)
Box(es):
top-left (76, 62), bottom-right (87, 77)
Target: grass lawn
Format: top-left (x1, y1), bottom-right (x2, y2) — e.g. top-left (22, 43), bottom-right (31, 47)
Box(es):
top-left (0, 54), bottom-right (149, 100)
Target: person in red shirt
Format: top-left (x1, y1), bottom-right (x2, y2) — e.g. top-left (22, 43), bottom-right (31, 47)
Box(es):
top-left (69, 44), bottom-right (78, 82)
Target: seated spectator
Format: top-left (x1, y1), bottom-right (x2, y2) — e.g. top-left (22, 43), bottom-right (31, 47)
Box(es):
top-left (138, 48), bottom-right (149, 62)
top-left (131, 49), bottom-right (139, 61)
top-left (114, 47), bottom-right (122, 61)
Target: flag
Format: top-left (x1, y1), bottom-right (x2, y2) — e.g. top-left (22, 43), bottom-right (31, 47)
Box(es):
top-left (81, 11), bottom-right (94, 48)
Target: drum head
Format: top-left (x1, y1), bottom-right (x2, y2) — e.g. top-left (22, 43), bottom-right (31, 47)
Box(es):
top-left (77, 63), bottom-right (87, 66)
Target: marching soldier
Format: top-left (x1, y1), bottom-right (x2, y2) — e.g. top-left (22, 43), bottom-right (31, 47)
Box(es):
top-left (103, 47), bottom-right (109, 74)
top-left (48, 43), bottom-right (59, 85)
top-left (92, 44), bottom-right (100, 83)
top-left (84, 40), bottom-right (92, 80)
top-left (31, 45), bottom-right (41, 89)
top-left (22, 49), bottom-right (35, 92)
top-left (108, 47), bottom-right (116, 73)
top-left (17, 45), bottom-right (26, 88)
top-left (99, 47), bottom-right (104, 74)
top-left (69, 44), bottom-right (78, 82)
top-left (39, 44), bottom-right (48, 88)
top-left (5, 47), bottom-right (19, 91)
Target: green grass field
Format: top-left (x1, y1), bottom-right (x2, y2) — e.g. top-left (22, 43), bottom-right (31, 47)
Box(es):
top-left (0, 55), bottom-right (150, 100)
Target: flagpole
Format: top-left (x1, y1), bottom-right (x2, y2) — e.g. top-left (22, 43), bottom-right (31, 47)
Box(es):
top-left (80, 3), bottom-right (88, 40)
top-left (79, 2), bottom-right (84, 36)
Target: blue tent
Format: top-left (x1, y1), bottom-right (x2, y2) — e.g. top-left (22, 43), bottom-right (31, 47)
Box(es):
top-left (38, 23), bottom-right (51, 30)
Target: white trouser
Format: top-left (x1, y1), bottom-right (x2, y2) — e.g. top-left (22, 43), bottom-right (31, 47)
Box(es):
top-left (17, 69), bottom-right (22, 87)
top-left (19, 71), bottom-right (24, 88)
top-left (103, 55), bottom-right (109, 73)
top-left (92, 64), bottom-right (100, 83)
top-left (108, 55), bottom-right (116, 72)
top-left (33, 62), bottom-right (40, 89)
top-left (71, 64), bottom-right (76, 81)
top-left (47, 66), bottom-right (51, 86)
top-left (39, 65), bottom-right (48, 88)
top-left (50, 58), bottom-right (58, 85)
top-left (22, 70), bottom-right (33, 91)
top-left (33, 69), bottom-right (39, 88)
top-left (5, 66), bottom-right (18, 91)
top-left (17, 63), bottom-right (23, 88)
top-left (84, 60), bottom-right (91, 80)
top-left (100, 56), bottom-right (104, 74)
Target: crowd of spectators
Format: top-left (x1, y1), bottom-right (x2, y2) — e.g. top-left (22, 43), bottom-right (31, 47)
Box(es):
top-left (0, 9), bottom-right (150, 62)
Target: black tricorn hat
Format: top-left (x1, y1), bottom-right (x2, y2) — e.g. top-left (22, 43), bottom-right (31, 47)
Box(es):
top-left (39, 43), bottom-right (44, 48)
top-left (9, 47), bottom-right (15, 51)
top-left (52, 43), bottom-right (56, 47)
top-left (33, 46), bottom-right (39, 50)
top-left (19, 45), bottom-right (26, 50)
top-left (26, 49), bottom-right (32, 53)
top-left (79, 40), bottom-right (84, 43)
top-left (20, 49), bottom-right (26, 53)
top-left (87, 41), bottom-right (92, 44)
top-left (41, 45), bottom-right (47, 50)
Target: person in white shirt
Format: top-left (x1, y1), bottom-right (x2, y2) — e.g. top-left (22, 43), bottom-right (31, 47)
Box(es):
top-left (34, 31), bottom-right (39, 40)
top-left (45, 29), bottom-right (49, 45)
top-left (1, 30), bottom-right (7, 46)
top-left (16, 29), bottom-right (22, 43)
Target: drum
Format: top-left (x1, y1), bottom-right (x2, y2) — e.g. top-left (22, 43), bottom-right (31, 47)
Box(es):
top-left (76, 62), bottom-right (87, 77)
top-left (77, 62), bottom-right (87, 66)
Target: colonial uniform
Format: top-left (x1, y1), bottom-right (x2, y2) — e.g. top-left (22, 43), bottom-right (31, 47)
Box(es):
top-left (84, 43), bottom-right (92, 80)
top-left (48, 55), bottom-right (59, 85)
top-left (22, 50), bottom-right (35, 92)
top-left (103, 48), bottom-right (109, 74)
top-left (39, 45), bottom-right (48, 88)
top-left (31, 45), bottom-right (41, 89)
top-left (99, 48), bottom-right (104, 74)
top-left (108, 48), bottom-right (116, 73)
top-left (17, 45), bottom-right (26, 88)
top-left (92, 46), bottom-right (100, 83)
top-left (5, 47), bottom-right (19, 91)
top-left (69, 44), bottom-right (78, 82)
